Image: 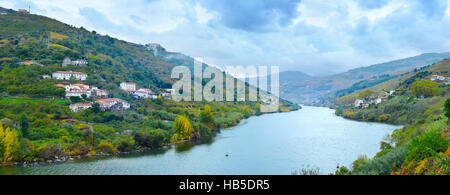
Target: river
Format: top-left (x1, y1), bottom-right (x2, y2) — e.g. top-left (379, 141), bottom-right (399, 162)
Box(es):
top-left (0, 106), bottom-right (402, 175)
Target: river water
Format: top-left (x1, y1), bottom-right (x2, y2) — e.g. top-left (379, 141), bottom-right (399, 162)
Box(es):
top-left (0, 106), bottom-right (401, 175)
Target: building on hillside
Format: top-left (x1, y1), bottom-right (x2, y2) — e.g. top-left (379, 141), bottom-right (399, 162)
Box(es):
top-left (72, 59), bottom-right (88, 66)
top-left (92, 89), bottom-right (109, 98)
top-left (375, 98), bottom-right (385, 105)
top-left (158, 88), bottom-right (174, 99)
top-left (52, 71), bottom-right (87, 80)
top-left (20, 60), bottom-right (43, 66)
top-left (70, 103), bottom-right (92, 112)
top-left (354, 99), bottom-right (364, 108)
top-left (362, 103), bottom-right (370, 109)
top-left (66, 90), bottom-right (90, 99)
top-left (430, 74), bottom-right (445, 81)
top-left (120, 82), bottom-right (136, 91)
top-left (0, 12), bottom-right (7, 15)
top-left (62, 58), bottom-right (88, 66)
top-left (62, 58), bottom-right (72, 66)
top-left (132, 88), bottom-right (154, 99)
top-left (17, 9), bottom-right (29, 14)
top-left (96, 98), bottom-right (130, 111)
top-left (42, 74), bottom-right (51, 79)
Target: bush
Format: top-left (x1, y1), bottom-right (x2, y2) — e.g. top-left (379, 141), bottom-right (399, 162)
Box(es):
top-left (354, 145), bottom-right (408, 175)
top-left (97, 140), bottom-right (116, 154)
top-left (405, 131), bottom-right (449, 162)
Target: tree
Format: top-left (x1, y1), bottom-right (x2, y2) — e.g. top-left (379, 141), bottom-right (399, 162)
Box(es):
top-left (0, 122), bottom-right (20, 163)
top-left (444, 97), bottom-right (450, 119)
top-left (411, 80), bottom-right (440, 98)
top-left (19, 114), bottom-right (29, 138)
top-left (171, 115), bottom-right (196, 143)
top-left (70, 96), bottom-right (82, 103)
top-left (242, 106), bottom-right (250, 118)
top-left (200, 105), bottom-right (214, 126)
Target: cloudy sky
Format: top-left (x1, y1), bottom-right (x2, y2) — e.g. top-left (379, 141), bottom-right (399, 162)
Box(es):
top-left (1, 0), bottom-right (450, 76)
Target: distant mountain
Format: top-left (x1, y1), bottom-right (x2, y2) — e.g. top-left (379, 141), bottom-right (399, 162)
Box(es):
top-left (281, 52), bottom-right (450, 103)
top-left (279, 71), bottom-right (311, 85)
top-left (247, 70), bottom-right (310, 87)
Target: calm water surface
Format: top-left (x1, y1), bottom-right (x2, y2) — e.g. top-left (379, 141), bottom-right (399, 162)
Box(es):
top-left (0, 106), bottom-right (401, 175)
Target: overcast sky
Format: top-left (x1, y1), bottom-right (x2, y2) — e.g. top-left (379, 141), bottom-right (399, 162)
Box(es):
top-left (2, 0), bottom-right (450, 76)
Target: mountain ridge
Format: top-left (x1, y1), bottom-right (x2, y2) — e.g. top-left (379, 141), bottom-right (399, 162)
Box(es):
top-left (281, 52), bottom-right (450, 103)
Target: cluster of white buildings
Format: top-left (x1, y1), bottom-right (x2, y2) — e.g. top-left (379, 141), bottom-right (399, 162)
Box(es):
top-left (57, 83), bottom-right (108, 99)
top-left (52, 71), bottom-right (88, 81)
top-left (354, 90), bottom-right (395, 109)
top-left (62, 58), bottom-right (88, 67)
top-left (69, 103), bottom-right (93, 112)
top-left (96, 98), bottom-right (130, 111)
top-left (69, 98), bottom-right (130, 112)
top-left (120, 82), bottom-right (172, 99)
top-left (430, 74), bottom-right (449, 82)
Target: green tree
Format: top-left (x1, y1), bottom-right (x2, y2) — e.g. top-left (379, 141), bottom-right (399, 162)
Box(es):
top-left (19, 114), bottom-right (29, 138)
top-left (411, 80), bottom-right (440, 98)
top-left (444, 97), bottom-right (450, 119)
top-left (70, 96), bottom-right (82, 103)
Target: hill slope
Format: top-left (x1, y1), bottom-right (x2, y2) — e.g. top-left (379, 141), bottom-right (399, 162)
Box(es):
top-left (281, 53), bottom-right (450, 103)
top-left (0, 8), bottom-right (299, 164)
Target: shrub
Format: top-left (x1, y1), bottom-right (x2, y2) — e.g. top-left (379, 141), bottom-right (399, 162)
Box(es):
top-left (354, 144), bottom-right (407, 175)
top-left (405, 131), bottom-right (449, 162)
top-left (97, 140), bottom-right (116, 154)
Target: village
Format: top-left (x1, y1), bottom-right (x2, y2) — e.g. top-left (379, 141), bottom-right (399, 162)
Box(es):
top-left (353, 73), bottom-right (449, 109)
top-left (40, 58), bottom-right (173, 113)
top-left (353, 90), bottom-right (395, 109)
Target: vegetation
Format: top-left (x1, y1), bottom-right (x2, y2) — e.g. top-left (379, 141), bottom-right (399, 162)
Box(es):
top-left (411, 80), bottom-right (440, 98)
top-left (333, 60), bottom-right (450, 175)
top-left (0, 9), bottom-right (300, 165)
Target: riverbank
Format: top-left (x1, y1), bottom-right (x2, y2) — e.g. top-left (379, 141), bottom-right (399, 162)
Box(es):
top-left (0, 106), bottom-right (400, 175)
top-left (0, 106), bottom-right (301, 168)
top-left (332, 96), bottom-right (449, 175)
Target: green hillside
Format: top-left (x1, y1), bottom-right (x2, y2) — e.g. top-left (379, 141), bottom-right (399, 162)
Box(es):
top-left (332, 60), bottom-right (449, 175)
top-left (0, 8), bottom-right (299, 165)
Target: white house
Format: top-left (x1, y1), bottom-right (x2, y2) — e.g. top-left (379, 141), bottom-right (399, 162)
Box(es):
top-left (430, 75), bottom-right (445, 81)
top-left (92, 89), bottom-right (108, 98)
top-left (354, 99), bottom-right (364, 108)
top-left (62, 58), bottom-right (72, 66)
top-left (62, 58), bottom-right (88, 66)
top-left (375, 98), bottom-right (384, 105)
top-left (52, 71), bottom-right (87, 80)
top-left (120, 82), bottom-right (136, 91)
top-left (70, 103), bottom-right (92, 112)
top-left (66, 90), bottom-right (90, 98)
top-left (72, 59), bottom-right (88, 66)
top-left (96, 98), bottom-right (130, 111)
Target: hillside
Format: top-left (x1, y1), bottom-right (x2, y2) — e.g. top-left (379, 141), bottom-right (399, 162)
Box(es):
top-left (0, 8), bottom-right (299, 165)
top-left (331, 60), bottom-right (449, 175)
top-left (281, 53), bottom-right (450, 103)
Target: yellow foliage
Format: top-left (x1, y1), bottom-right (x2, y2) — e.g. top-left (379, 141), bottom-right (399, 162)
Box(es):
top-left (49, 32), bottom-right (68, 40)
top-left (97, 140), bottom-right (117, 154)
top-left (414, 158), bottom-right (428, 175)
top-left (171, 115), bottom-right (196, 143)
top-left (49, 43), bottom-right (70, 50)
top-left (0, 122), bottom-right (20, 163)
